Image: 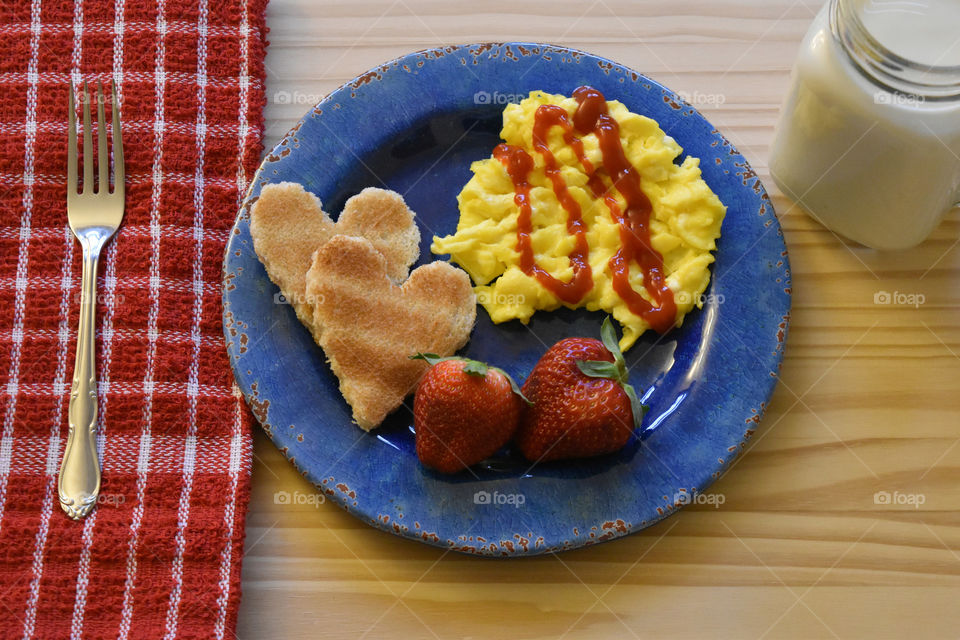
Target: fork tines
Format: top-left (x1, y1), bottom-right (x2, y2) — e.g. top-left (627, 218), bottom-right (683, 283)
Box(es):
top-left (68, 81), bottom-right (124, 198)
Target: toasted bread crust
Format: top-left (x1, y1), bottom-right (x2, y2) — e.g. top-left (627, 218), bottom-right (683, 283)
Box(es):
top-left (338, 187), bottom-right (421, 284)
top-left (306, 235), bottom-right (476, 430)
top-left (249, 183), bottom-right (334, 336)
top-left (249, 183), bottom-right (421, 339)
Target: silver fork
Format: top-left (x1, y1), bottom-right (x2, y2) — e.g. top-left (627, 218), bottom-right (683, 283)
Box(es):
top-left (58, 81), bottom-right (124, 520)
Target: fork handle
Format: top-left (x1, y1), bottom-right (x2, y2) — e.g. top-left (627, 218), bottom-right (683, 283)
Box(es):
top-left (58, 245), bottom-right (102, 520)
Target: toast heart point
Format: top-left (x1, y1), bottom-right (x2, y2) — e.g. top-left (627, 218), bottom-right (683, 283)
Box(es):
top-left (306, 234), bottom-right (476, 430)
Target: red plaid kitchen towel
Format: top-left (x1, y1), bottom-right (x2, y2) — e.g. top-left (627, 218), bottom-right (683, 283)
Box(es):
top-left (0, 0), bottom-right (268, 637)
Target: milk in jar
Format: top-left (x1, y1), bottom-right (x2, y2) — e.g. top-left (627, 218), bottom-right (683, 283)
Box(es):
top-left (769, 0), bottom-right (960, 250)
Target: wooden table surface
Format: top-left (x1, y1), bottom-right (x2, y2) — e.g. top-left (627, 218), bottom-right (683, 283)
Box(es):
top-left (238, 1), bottom-right (960, 637)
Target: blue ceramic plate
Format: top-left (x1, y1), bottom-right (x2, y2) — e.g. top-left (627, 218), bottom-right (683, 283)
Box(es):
top-left (223, 43), bottom-right (791, 556)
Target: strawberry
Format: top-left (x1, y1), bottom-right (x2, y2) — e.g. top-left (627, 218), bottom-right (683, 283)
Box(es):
top-left (515, 317), bottom-right (646, 463)
top-left (411, 353), bottom-right (527, 474)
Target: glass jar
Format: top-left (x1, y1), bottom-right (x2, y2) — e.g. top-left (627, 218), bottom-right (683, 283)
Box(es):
top-left (769, 0), bottom-right (960, 250)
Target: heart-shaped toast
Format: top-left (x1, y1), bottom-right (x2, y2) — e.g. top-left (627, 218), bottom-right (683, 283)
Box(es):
top-left (306, 235), bottom-right (476, 430)
top-left (249, 182), bottom-right (420, 339)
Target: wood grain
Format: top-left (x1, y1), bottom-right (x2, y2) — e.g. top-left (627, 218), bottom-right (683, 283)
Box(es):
top-left (238, 1), bottom-right (960, 637)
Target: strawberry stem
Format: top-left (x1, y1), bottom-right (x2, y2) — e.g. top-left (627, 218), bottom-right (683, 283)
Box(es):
top-left (575, 317), bottom-right (649, 429)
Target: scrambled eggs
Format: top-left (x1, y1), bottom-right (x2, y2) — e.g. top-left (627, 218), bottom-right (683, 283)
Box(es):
top-left (431, 90), bottom-right (726, 350)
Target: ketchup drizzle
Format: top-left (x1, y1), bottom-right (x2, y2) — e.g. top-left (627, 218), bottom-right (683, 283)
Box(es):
top-left (493, 86), bottom-right (677, 333)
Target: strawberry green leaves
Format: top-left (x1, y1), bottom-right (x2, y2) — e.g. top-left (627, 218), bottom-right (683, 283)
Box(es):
top-left (575, 317), bottom-right (649, 430)
top-left (410, 353), bottom-right (530, 404)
